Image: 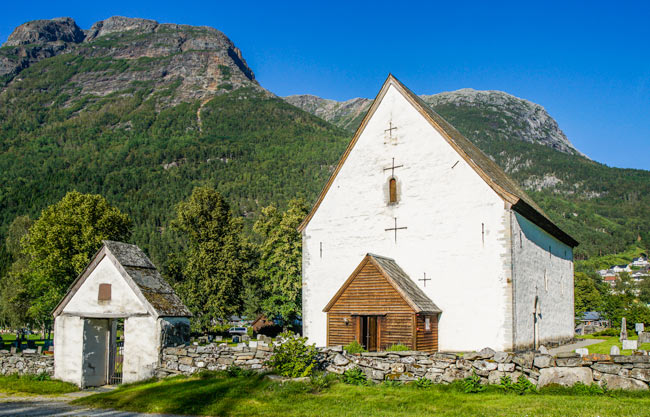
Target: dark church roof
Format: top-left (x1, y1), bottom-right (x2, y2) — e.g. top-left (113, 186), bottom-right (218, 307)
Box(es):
top-left (323, 254), bottom-right (441, 314)
top-left (53, 241), bottom-right (191, 318)
top-left (298, 74), bottom-right (578, 248)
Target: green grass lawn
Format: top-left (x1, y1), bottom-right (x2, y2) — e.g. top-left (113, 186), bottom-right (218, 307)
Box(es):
top-left (577, 335), bottom-right (650, 355)
top-left (73, 373), bottom-right (650, 417)
top-left (0, 374), bottom-right (78, 395)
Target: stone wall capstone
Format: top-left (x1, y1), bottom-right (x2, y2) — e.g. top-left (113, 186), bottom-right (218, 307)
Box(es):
top-left (156, 343), bottom-right (650, 391)
top-left (0, 350), bottom-right (54, 376)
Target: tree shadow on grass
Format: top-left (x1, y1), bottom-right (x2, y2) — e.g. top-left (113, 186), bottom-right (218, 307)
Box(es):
top-left (81, 374), bottom-right (272, 416)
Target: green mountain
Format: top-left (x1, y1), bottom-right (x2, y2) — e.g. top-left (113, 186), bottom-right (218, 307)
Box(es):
top-left (0, 16), bottom-right (648, 275)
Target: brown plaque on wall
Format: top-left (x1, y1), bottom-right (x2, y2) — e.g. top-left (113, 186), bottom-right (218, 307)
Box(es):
top-left (98, 283), bottom-right (111, 301)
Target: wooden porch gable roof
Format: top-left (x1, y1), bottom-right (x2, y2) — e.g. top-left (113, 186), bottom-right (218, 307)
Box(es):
top-left (323, 254), bottom-right (441, 314)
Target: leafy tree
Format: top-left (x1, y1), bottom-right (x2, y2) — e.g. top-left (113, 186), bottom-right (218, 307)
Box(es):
top-left (172, 186), bottom-right (255, 331)
top-left (574, 272), bottom-right (604, 315)
top-left (20, 192), bottom-right (131, 327)
top-left (0, 216), bottom-right (32, 328)
top-left (253, 199), bottom-right (308, 324)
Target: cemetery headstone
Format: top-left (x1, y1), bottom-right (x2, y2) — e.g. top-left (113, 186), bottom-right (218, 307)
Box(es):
top-left (242, 335), bottom-right (250, 342)
top-left (636, 323), bottom-right (645, 333)
top-left (639, 332), bottom-right (650, 344)
top-left (610, 345), bottom-right (620, 355)
top-left (249, 341), bottom-right (258, 348)
top-left (10, 347), bottom-right (16, 354)
top-left (575, 348), bottom-right (589, 356)
top-left (214, 336), bottom-right (223, 342)
top-left (37, 346), bottom-right (42, 354)
top-left (620, 317), bottom-right (628, 341)
top-left (622, 339), bottom-right (638, 350)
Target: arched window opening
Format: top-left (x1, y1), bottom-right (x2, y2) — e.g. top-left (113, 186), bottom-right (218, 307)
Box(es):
top-left (389, 178), bottom-right (397, 203)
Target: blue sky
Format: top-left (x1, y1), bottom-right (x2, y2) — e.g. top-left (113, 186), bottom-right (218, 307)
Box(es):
top-left (2, 1), bottom-right (649, 170)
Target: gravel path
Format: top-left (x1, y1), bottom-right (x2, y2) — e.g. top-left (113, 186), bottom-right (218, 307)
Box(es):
top-left (548, 338), bottom-right (605, 355)
top-left (0, 392), bottom-right (186, 417)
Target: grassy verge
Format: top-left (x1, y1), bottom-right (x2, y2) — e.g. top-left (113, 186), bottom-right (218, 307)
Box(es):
top-left (577, 335), bottom-right (650, 354)
top-left (73, 373), bottom-right (650, 417)
top-left (0, 374), bottom-right (79, 395)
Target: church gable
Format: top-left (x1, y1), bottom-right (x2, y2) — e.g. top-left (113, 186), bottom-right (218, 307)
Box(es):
top-left (298, 74), bottom-right (577, 248)
top-left (61, 255), bottom-right (149, 317)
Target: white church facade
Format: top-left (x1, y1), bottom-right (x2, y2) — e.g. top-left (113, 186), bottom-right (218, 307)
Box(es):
top-left (300, 75), bottom-right (577, 352)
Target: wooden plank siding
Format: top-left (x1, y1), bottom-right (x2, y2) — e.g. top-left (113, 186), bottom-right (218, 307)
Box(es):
top-left (415, 314), bottom-right (438, 353)
top-left (326, 262), bottom-right (418, 350)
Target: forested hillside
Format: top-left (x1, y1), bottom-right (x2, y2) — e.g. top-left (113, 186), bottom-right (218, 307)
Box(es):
top-left (1, 15), bottom-right (649, 280)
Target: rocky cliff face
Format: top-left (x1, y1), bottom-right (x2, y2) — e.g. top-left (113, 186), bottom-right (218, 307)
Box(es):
top-left (286, 88), bottom-right (583, 156)
top-left (1, 16), bottom-right (261, 105)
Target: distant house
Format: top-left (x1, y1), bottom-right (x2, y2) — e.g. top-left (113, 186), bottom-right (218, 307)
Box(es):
top-left (632, 257), bottom-right (649, 267)
top-left (611, 264), bottom-right (631, 273)
top-left (603, 275), bottom-right (617, 288)
top-left (250, 315), bottom-right (272, 333)
top-left (597, 269), bottom-right (611, 277)
top-left (575, 311), bottom-right (609, 335)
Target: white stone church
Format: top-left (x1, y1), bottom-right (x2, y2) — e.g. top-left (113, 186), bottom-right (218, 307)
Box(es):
top-left (299, 75), bottom-right (577, 352)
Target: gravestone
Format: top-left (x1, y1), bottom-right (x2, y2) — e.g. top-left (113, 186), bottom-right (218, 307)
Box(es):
top-left (622, 339), bottom-right (638, 350)
top-left (620, 317), bottom-right (628, 342)
top-left (242, 335), bottom-right (250, 342)
top-left (639, 332), bottom-right (650, 344)
top-left (249, 340), bottom-right (258, 348)
top-left (37, 346), bottom-right (42, 354)
top-left (610, 345), bottom-right (620, 355)
top-left (10, 347), bottom-right (16, 354)
top-left (575, 348), bottom-right (589, 356)
top-left (214, 335), bottom-right (223, 342)
top-left (636, 323), bottom-right (645, 333)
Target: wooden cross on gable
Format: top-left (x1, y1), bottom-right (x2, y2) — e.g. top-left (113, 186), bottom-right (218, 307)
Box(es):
top-left (384, 121), bottom-right (398, 144)
top-left (385, 217), bottom-right (407, 242)
top-left (383, 157), bottom-right (403, 177)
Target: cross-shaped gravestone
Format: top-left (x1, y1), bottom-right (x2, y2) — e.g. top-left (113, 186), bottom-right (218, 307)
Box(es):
top-left (385, 217), bottom-right (407, 242)
top-left (383, 157), bottom-right (404, 177)
top-left (384, 121), bottom-right (398, 144)
top-left (419, 273), bottom-right (431, 287)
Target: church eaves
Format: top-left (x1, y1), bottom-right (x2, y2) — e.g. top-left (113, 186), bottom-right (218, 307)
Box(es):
top-left (298, 74), bottom-right (578, 248)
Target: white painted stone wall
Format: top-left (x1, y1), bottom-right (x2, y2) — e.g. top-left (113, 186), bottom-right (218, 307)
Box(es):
top-left (511, 212), bottom-right (574, 349)
top-left (302, 83), bottom-right (514, 351)
top-left (53, 315), bottom-right (84, 385)
top-left (62, 257), bottom-right (148, 316)
top-left (123, 316), bottom-right (159, 383)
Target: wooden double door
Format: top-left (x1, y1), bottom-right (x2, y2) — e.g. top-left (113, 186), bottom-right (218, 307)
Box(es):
top-left (357, 315), bottom-right (379, 351)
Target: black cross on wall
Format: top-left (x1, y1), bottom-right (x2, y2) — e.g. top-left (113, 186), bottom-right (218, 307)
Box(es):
top-left (385, 217), bottom-right (407, 242)
top-left (419, 273), bottom-right (431, 287)
top-left (383, 157), bottom-right (404, 177)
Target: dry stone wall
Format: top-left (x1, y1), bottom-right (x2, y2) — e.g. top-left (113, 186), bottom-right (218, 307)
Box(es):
top-left (0, 350), bottom-right (54, 376)
top-left (157, 344), bottom-right (650, 391)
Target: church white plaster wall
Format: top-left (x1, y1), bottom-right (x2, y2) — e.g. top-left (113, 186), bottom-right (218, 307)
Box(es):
top-left (511, 212), bottom-right (574, 349)
top-left (123, 316), bottom-right (159, 383)
top-left (53, 315), bottom-right (84, 385)
top-left (302, 83), bottom-right (513, 351)
top-left (62, 256), bottom-right (148, 316)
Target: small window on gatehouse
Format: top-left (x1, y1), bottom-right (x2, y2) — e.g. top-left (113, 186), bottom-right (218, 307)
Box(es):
top-left (425, 316), bottom-right (431, 331)
top-left (98, 283), bottom-right (111, 301)
top-left (389, 178), bottom-right (397, 203)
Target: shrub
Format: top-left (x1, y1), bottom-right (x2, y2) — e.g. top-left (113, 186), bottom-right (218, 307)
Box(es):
top-left (309, 372), bottom-right (338, 392)
top-left (382, 379), bottom-right (402, 388)
top-left (342, 367), bottom-right (368, 386)
top-left (344, 341), bottom-right (366, 354)
top-left (257, 324), bottom-right (283, 338)
top-left (267, 332), bottom-right (318, 378)
top-left (385, 344), bottom-right (409, 352)
top-left (462, 372), bottom-right (485, 393)
top-left (414, 377), bottom-right (433, 389)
